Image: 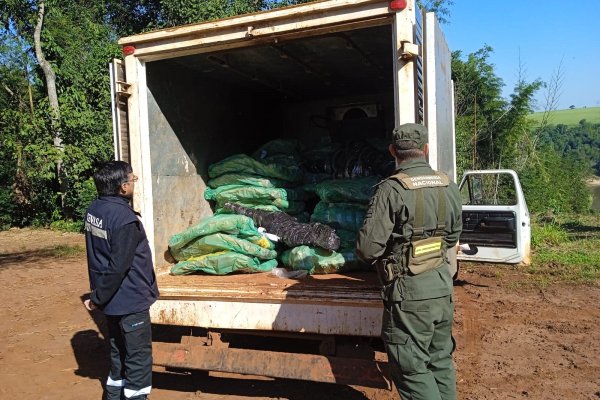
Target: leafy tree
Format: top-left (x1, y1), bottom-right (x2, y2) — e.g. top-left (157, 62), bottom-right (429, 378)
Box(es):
top-left (0, 0), bottom-right (118, 227)
top-left (0, 0), bottom-right (321, 229)
top-left (520, 146), bottom-right (591, 213)
top-left (417, 0), bottom-right (453, 23)
top-left (452, 46), bottom-right (542, 172)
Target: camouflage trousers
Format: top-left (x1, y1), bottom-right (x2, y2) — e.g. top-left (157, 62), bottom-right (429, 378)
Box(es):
top-left (382, 295), bottom-right (455, 400)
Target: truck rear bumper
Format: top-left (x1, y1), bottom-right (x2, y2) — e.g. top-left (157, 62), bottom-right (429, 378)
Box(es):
top-left (153, 341), bottom-right (391, 389)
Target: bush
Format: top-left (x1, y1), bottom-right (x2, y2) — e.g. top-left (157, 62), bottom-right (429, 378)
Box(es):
top-left (521, 147), bottom-right (592, 213)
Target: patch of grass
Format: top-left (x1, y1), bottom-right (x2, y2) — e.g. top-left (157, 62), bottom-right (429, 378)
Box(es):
top-left (531, 223), bottom-right (568, 247)
top-left (47, 244), bottom-right (86, 258)
top-left (50, 219), bottom-right (83, 233)
top-left (525, 213), bottom-right (600, 285)
top-left (528, 106), bottom-right (600, 126)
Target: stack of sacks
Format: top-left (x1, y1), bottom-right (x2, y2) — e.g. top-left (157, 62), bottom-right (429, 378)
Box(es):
top-left (168, 214), bottom-right (278, 275)
top-left (303, 176), bottom-right (381, 271)
top-left (301, 139), bottom-right (394, 183)
top-left (206, 139), bottom-right (307, 217)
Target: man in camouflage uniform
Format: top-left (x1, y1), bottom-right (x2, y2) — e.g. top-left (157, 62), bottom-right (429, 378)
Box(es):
top-left (357, 123), bottom-right (462, 400)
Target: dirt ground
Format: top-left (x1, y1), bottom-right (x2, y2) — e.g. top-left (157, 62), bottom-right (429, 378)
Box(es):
top-left (1, 228), bottom-right (599, 400)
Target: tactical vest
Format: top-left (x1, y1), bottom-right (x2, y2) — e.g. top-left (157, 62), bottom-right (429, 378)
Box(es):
top-left (377, 171), bottom-right (450, 284)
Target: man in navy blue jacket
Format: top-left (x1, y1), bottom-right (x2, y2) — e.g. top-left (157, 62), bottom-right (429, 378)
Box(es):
top-left (83, 161), bottom-right (159, 400)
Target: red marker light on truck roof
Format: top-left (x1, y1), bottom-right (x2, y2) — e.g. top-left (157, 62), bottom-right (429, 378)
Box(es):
top-left (122, 45), bottom-right (136, 56)
top-left (389, 0), bottom-right (407, 10)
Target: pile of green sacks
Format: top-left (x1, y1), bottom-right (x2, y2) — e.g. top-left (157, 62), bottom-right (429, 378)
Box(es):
top-left (169, 214), bottom-right (278, 275)
top-left (168, 141), bottom-right (382, 276)
top-left (278, 176), bottom-right (381, 273)
top-left (205, 139), bottom-right (307, 216)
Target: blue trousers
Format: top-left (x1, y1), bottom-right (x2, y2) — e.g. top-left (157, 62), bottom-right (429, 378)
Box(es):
top-left (104, 309), bottom-right (153, 400)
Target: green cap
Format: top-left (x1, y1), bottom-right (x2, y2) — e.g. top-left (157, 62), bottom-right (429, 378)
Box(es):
top-left (392, 123), bottom-right (428, 149)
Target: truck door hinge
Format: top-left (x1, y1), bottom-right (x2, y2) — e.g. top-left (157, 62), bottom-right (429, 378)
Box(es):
top-left (116, 80), bottom-right (132, 98)
top-left (399, 41), bottom-right (421, 61)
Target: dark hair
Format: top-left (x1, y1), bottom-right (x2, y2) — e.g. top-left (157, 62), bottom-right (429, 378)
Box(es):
top-left (392, 141), bottom-right (425, 162)
top-left (93, 161), bottom-right (133, 196)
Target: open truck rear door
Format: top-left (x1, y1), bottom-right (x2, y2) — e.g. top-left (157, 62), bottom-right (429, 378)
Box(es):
top-left (109, 58), bottom-right (130, 162)
top-left (422, 10), bottom-right (459, 277)
top-left (457, 169), bottom-right (531, 265)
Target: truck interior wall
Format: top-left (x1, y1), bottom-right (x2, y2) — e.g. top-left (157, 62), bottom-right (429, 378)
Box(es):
top-left (281, 93), bottom-right (394, 145)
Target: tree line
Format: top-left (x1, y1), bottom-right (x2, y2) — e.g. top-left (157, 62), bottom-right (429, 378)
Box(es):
top-left (0, 0), bottom-right (596, 230)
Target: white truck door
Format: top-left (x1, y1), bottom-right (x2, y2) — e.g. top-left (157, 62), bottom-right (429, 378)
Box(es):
top-left (422, 11), bottom-right (459, 277)
top-left (109, 59), bottom-right (130, 162)
top-left (457, 169), bottom-right (531, 265)
top-left (423, 11), bottom-right (455, 181)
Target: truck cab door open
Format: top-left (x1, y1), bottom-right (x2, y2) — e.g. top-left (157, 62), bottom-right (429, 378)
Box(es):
top-left (457, 169), bottom-right (531, 265)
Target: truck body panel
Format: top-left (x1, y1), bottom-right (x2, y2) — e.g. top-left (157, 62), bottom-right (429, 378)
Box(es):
top-left (153, 266), bottom-right (382, 336)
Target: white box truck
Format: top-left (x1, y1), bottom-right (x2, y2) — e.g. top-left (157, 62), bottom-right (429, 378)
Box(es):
top-left (109, 0), bottom-right (459, 389)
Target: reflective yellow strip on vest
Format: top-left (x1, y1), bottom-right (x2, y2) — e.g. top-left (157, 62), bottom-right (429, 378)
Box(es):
top-left (413, 241), bottom-right (442, 256)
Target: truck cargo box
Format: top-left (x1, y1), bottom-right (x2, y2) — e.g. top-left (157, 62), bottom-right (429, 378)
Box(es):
top-left (110, 0), bottom-right (455, 388)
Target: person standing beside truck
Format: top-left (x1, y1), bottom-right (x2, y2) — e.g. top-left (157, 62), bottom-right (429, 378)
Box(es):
top-left (83, 161), bottom-right (159, 400)
top-left (356, 123), bottom-right (462, 400)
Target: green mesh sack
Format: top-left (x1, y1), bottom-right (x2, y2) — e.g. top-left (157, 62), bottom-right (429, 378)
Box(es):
top-left (279, 246), bottom-right (346, 274)
top-left (215, 204), bottom-right (280, 215)
top-left (205, 185), bottom-right (290, 208)
top-left (337, 249), bottom-right (370, 272)
top-left (170, 233), bottom-right (276, 261)
top-left (279, 246), bottom-right (368, 274)
top-left (308, 176), bottom-right (380, 204)
top-left (336, 229), bottom-right (359, 250)
top-left (279, 200), bottom-right (305, 214)
top-left (215, 201), bottom-right (305, 219)
top-left (252, 139), bottom-right (302, 164)
top-left (168, 214), bottom-right (267, 253)
top-left (208, 154), bottom-right (302, 182)
top-left (205, 185), bottom-right (305, 204)
top-left (310, 201), bottom-right (367, 231)
top-left (207, 173), bottom-right (293, 189)
top-left (170, 251), bottom-right (279, 275)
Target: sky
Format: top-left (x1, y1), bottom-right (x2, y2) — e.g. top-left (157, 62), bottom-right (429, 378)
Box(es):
top-left (442, 0), bottom-right (600, 111)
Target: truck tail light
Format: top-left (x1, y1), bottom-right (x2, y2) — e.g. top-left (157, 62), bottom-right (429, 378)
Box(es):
top-left (389, 0), bottom-right (407, 11)
top-left (122, 45), bottom-right (136, 56)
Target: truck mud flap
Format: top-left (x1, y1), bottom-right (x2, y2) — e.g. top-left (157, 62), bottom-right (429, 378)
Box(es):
top-left (153, 342), bottom-right (391, 389)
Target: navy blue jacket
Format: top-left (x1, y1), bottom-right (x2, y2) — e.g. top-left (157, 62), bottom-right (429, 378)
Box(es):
top-left (85, 196), bottom-right (159, 315)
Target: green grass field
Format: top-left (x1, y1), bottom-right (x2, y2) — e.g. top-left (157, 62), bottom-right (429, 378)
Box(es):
top-left (529, 106), bottom-right (600, 126)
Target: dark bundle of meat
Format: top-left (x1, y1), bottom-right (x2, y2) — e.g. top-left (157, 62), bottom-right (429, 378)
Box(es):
top-left (223, 202), bottom-right (340, 251)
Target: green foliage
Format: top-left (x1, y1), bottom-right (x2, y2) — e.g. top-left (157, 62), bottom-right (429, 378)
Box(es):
top-left (416, 0), bottom-right (453, 24)
top-left (520, 146), bottom-right (592, 213)
top-left (160, 0), bottom-right (315, 26)
top-left (1, 0), bottom-right (116, 228)
top-left (452, 46), bottom-right (542, 174)
top-left (537, 120), bottom-right (600, 175)
top-left (50, 219), bottom-right (83, 232)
